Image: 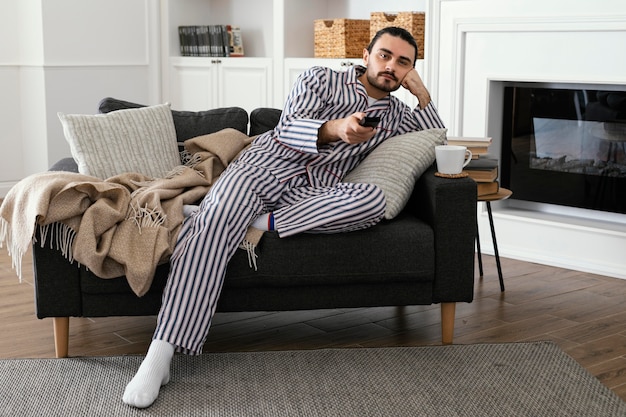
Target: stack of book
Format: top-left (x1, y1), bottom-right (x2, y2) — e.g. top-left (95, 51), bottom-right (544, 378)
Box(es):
top-left (447, 136), bottom-right (492, 159)
top-left (447, 136), bottom-right (500, 197)
top-left (178, 25), bottom-right (244, 57)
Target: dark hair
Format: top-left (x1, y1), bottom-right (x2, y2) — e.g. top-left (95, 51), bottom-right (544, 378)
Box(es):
top-left (367, 27), bottom-right (418, 65)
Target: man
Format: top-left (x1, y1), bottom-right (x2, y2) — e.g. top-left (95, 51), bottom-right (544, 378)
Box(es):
top-left (123, 26), bottom-right (445, 408)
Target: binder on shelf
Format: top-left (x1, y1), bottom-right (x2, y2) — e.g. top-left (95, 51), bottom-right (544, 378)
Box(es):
top-left (179, 26), bottom-right (197, 56)
top-left (198, 25), bottom-right (210, 57)
top-left (178, 25), bottom-right (235, 57)
top-left (221, 25), bottom-right (230, 57)
top-left (178, 26), bottom-right (186, 55)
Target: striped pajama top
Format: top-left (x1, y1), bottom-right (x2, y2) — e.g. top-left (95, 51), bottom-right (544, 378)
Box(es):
top-left (236, 65), bottom-right (446, 188)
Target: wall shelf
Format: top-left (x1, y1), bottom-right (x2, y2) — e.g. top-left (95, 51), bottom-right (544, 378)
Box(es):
top-left (161, 0), bottom-right (429, 109)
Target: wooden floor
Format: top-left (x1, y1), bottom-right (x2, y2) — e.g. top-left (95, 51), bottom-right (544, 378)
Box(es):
top-left (1, 247), bottom-right (625, 402)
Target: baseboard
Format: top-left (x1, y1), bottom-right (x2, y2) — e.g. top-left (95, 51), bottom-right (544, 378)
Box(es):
top-left (477, 206), bottom-right (626, 281)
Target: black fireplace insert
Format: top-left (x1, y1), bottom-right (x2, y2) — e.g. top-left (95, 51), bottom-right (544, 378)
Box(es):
top-left (501, 84), bottom-right (626, 215)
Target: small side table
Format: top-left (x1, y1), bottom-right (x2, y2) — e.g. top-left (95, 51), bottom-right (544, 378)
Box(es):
top-left (476, 188), bottom-right (512, 292)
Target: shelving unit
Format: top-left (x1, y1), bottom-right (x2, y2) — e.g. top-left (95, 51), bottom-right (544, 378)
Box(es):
top-left (161, 0), bottom-right (429, 111)
top-left (163, 0), bottom-right (274, 59)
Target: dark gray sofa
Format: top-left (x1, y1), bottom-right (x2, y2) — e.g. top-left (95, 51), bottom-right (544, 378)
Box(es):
top-left (33, 98), bottom-right (477, 357)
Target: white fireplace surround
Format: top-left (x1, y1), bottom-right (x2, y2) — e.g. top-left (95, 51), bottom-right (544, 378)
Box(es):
top-left (429, 0), bottom-right (626, 279)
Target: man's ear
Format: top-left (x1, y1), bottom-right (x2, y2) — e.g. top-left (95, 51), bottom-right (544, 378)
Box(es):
top-left (362, 48), bottom-right (370, 66)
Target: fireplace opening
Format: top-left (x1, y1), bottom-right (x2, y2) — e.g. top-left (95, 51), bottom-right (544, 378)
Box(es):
top-left (500, 83), bottom-right (626, 215)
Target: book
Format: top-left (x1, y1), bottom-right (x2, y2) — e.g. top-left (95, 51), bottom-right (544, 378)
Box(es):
top-left (465, 158), bottom-right (498, 182)
top-left (178, 26), bottom-right (187, 55)
top-left (178, 26), bottom-right (196, 56)
top-left (228, 25), bottom-right (244, 57)
top-left (210, 25), bottom-right (223, 57)
top-left (198, 25), bottom-right (210, 57)
top-left (446, 136), bottom-right (492, 147)
top-left (477, 181), bottom-right (500, 197)
top-left (221, 25), bottom-right (230, 57)
top-left (467, 146), bottom-right (490, 158)
top-left (179, 25), bottom-right (233, 57)
top-left (447, 136), bottom-right (492, 158)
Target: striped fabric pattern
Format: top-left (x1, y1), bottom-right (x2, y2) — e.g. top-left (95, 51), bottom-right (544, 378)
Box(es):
top-left (154, 65), bottom-right (446, 355)
top-left (238, 65), bottom-right (445, 189)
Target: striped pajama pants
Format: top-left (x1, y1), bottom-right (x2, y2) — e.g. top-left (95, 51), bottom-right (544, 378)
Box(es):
top-left (154, 161), bottom-right (386, 354)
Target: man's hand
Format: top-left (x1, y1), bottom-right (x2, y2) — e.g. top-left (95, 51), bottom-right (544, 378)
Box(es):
top-left (401, 68), bottom-right (431, 110)
top-left (318, 113), bottom-right (377, 146)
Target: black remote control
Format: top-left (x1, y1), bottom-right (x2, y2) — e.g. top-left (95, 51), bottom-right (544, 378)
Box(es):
top-left (360, 116), bottom-right (380, 128)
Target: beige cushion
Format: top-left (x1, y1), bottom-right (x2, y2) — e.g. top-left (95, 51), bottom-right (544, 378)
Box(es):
top-left (344, 128), bottom-right (447, 219)
top-left (58, 103), bottom-right (180, 179)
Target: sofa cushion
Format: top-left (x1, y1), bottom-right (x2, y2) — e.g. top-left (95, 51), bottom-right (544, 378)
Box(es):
top-left (343, 128), bottom-right (447, 219)
top-left (79, 213), bottom-right (434, 296)
top-left (58, 103), bottom-right (181, 179)
top-left (249, 108), bottom-right (282, 136)
top-left (49, 157), bottom-right (79, 173)
top-left (98, 97), bottom-right (249, 140)
top-left (225, 214), bottom-right (435, 288)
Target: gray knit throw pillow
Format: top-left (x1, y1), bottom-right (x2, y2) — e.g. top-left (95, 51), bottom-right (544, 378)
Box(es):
top-left (344, 128), bottom-right (447, 219)
top-left (58, 103), bottom-right (180, 179)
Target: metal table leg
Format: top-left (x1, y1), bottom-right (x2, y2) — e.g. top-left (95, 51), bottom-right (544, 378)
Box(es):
top-left (486, 201), bottom-right (505, 292)
top-left (476, 223), bottom-right (484, 277)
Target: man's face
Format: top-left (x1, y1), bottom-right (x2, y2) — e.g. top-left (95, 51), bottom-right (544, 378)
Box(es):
top-left (362, 34), bottom-right (416, 96)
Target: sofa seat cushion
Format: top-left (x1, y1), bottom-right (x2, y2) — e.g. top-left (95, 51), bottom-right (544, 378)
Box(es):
top-left (79, 214), bottom-right (434, 296)
top-left (226, 214), bottom-right (434, 288)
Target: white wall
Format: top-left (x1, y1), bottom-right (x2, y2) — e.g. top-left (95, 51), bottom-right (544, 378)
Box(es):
top-left (0, 0), bottom-right (160, 197)
top-left (432, 0), bottom-right (626, 279)
top-left (0, 1), bottom-right (20, 190)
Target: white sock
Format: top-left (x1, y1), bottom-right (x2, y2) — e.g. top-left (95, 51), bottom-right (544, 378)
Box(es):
top-left (123, 339), bottom-right (175, 408)
top-left (251, 213), bottom-right (275, 231)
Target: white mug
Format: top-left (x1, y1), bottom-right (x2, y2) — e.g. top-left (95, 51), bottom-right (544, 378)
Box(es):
top-left (435, 145), bottom-right (473, 175)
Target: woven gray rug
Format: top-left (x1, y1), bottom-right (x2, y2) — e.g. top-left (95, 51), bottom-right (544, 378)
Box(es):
top-left (1, 341), bottom-right (624, 416)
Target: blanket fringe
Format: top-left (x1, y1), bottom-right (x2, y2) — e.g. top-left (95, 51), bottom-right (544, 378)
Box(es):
top-left (163, 165), bottom-right (188, 180)
top-left (0, 217), bottom-right (25, 281)
top-left (180, 150), bottom-right (206, 173)
top-left (128, 203), bottom-right (166, 232)
top-left (238, 240), bottom-right (259, 271)
top-left (1, 218), bottom-right (80, 281)
top-left (180, 149), bottom-right (192, 166)
top-left (37, 223), bottom-right (78, 266)
top-left (183, 152), bottom-right (204, 170)
top-left (129, 162), bottom-right (200, 194)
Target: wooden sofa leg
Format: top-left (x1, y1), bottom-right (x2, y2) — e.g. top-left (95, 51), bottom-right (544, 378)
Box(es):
top-left (53, 317), bottom-right (70, 358)
top-left (440, 302), bottom-right (456, 345)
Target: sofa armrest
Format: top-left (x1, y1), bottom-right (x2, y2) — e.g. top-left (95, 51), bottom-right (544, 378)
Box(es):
top-left (32, 227), bottom-right (83, 318)
top-left (408, 165), bottom-right (477, 303)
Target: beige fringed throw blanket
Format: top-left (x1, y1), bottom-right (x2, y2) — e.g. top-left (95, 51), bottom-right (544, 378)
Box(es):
top-left (0, 128), bottom-right (257, 297)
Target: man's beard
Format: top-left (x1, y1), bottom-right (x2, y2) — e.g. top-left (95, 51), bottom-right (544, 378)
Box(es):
top-left (366, 71), bottom-right (401, 93)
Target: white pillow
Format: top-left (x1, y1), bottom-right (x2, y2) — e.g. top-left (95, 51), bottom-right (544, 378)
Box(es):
top-left (343, 128), bottom-right (447, 219)
top-left (58, 103), bottom-right (180, 179)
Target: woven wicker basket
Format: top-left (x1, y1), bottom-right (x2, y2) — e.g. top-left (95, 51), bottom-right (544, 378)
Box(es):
top-left (314, 19), bottom-right (371, 58)
top-left (370, 12), bottom-right (425, 59)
